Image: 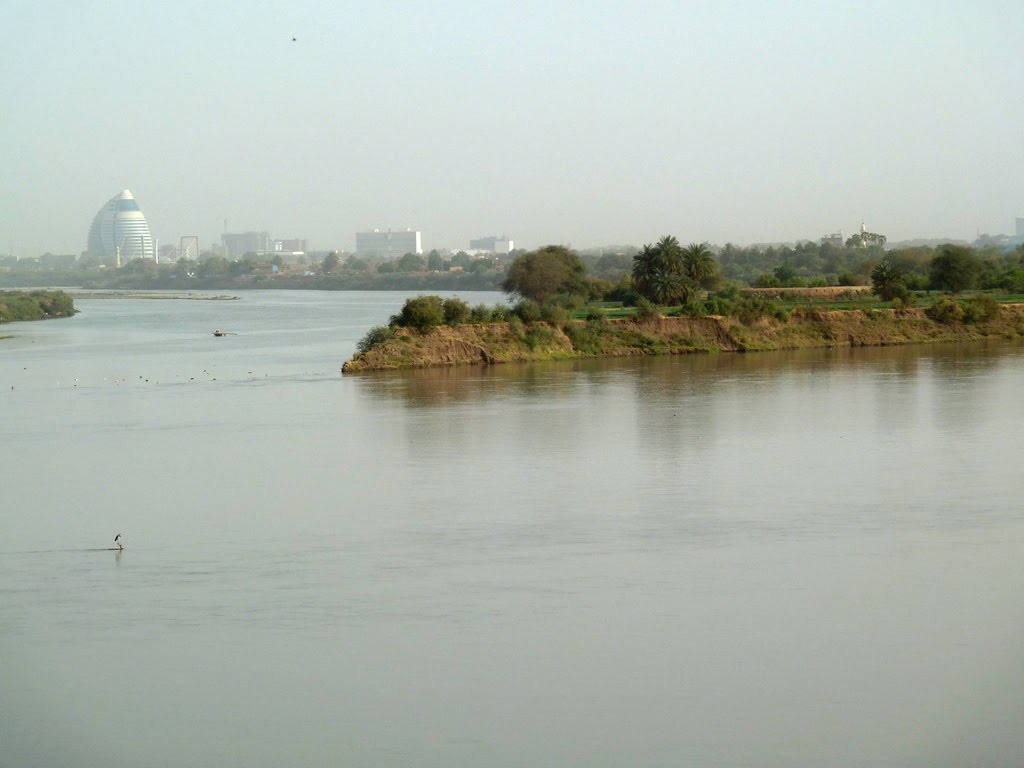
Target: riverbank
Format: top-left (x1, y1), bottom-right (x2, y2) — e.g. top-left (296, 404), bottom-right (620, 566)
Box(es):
top-left (342, 304), bottom-right (1024, 372)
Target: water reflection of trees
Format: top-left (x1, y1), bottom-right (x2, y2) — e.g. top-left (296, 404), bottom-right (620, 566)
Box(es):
top-left (353, 343), bottom-right (1024, 438)
top-left (353, 362), bottom-right (585, 409)
top-left (348, 342), bottom-right (1024, 549)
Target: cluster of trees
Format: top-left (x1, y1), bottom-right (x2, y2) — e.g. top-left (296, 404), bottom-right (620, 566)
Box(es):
top-left (870, 244), bottom-right (1024, 300)
top-left (498, 239), bottom-right (725, 308)
top-left (631, 237), bottom-right (719, 304)
top-left (717, 241), bottom-right (882, 284)
top-left (321, 249), bottom-right (513, 279)
top-left (721, 240), bottom-right (1024, 294)
top-left (499, 239), bottom-right (1024, 315)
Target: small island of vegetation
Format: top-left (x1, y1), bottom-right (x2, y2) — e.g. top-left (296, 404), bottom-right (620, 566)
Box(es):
top-left (0, 290), bottom-right (76, 329)
top-left (343, 240), bottom-right (1024, 372)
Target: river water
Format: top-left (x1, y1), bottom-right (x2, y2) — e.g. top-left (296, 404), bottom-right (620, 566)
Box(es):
top-left (1, 290), bottom-right (1022, 767)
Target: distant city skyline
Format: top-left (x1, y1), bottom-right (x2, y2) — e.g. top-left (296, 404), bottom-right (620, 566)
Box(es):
top-left (11, 211), bottom-right (1022, 259)
top-left (3, 2), bottom-right (1023, 257)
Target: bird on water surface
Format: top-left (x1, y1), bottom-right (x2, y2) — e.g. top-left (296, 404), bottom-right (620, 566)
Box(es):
top-left (114, 533), bottom-right (123, 551)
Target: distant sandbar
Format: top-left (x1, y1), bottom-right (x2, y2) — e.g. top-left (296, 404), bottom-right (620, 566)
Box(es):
top-left (69, 291), bottom-right (240, 301)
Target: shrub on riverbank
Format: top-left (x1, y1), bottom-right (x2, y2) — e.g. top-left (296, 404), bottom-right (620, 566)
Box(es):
top-left (0, 290), bottom-right (75, 323)
top-left (356, 325), bottom-right (393, 355)
top-left (926, 295), bottom-right (1003, 325)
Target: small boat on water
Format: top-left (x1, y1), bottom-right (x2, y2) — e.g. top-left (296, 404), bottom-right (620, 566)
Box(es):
top-left (213, 330), bottom-right (236, 337)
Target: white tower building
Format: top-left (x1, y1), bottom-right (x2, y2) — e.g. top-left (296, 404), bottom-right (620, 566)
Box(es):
top-left (86, 189), bottom-right (155, 265)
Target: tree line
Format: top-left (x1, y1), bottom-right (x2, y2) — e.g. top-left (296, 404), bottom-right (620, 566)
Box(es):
top-left (499, 240), bottom-right (1024, 306)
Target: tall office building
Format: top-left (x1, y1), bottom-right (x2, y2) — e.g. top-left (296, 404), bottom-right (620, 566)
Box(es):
top-left (1016, 217), bottom-right (1024, 237)
top-left (86, 189), bottom-right (155, 265)
top-left (222, 231), bottom-right (271, 257)
top-left (355, 229), bottom-right (422, 257)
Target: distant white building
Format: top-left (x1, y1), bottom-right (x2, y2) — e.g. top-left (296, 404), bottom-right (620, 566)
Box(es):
top-left (469, 235), bottom-right (514, 253)
top-left (86, 189), bottom-right (155, 265)
top-left (356, 229), bottom-right (422, 257)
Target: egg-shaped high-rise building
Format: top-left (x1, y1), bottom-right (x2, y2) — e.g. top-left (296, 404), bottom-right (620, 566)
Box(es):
top-left (86, 189), bottom-right (155, 265)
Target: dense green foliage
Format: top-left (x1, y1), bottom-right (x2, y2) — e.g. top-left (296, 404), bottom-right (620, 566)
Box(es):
top-left (929, 245), bottom-right (981, 294)
top-left (631, 236), bottom-right (697, 304)
top-left (681, 242), bottom-right (720, 289)
top-left (870, 261), bottom-right (909, 302)
top-left (501, 245), bottom-right (586, 303)
top-left (925, 294), bottom-right (1002, 324)
top-left (442, 297), bottom-right (471, 325)
top-left (390, 295), bottom-right (445, 332)
top-left (356, 325), bottom-right (393, 354)
top-left (717, 241), bottom-right (879, 284)
top-left (388, 295), bottom-right (523, 333)
top-left (0, 290), bottom-right (75, 323)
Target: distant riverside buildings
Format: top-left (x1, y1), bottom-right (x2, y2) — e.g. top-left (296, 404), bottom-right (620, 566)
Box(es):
top-left (275, 238), bottom-right (308, 254)
top-left (469, 235), bottom-right (514, 254)
top-left (222, 231), bottom-right (270, 257)
top-left (848, 223), bottom-right (886, 248)
top-left (85, 189), bottom-right (155, 266)
top-left (221, 232), bottom-right (308, 257)
top-left (818, 223), bottom-right (886, 248)
top-left (355, 229), bottom-right (422, 257)
top-left (970, 216), bottom-right (1024, 249)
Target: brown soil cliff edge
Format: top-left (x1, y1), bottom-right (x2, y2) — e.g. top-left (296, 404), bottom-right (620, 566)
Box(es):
top-left (342, 306), bottom-right (1024, 373)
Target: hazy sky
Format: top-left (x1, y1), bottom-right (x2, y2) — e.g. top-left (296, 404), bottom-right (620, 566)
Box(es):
top-left (2, 1), bottom-right (1023, 256)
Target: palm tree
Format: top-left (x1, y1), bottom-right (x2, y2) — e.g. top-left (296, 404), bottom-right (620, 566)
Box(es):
top-left (648, 270), bottom-right (686, 305)
top-left (871, 260), bottom-right (906, 301)
top-left (654, 237), bottom-right (685, 285)
top-left (634, 236), bottom-right (692, 304)
top-left (632, 244), bottom-right (659, 300)
top-left (682, 242), bottom-right (718, 289)
top-left (654, 236), bottom-right (683, 273)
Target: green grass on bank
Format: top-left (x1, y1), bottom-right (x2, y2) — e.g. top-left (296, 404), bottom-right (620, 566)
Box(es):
top-left (571, 290), bottom-right (1024, 321)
